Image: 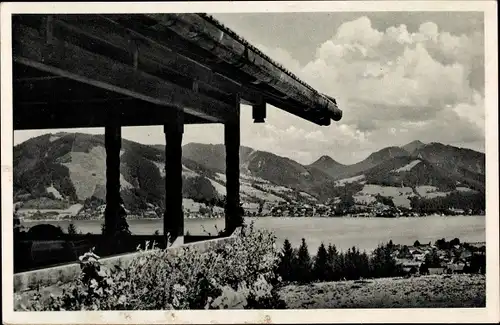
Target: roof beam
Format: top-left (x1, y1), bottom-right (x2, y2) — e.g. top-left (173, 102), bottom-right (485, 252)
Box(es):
top-left (14, 100), bottom-right (216, 130)
top-left (53, 15), bottom-right (254, 102)
top-left (12, 21), bottom-right (233, 124)
top-left (52, 14), bottom-right (332, 125)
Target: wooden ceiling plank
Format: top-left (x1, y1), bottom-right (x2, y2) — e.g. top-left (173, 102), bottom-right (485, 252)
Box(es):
top-left (13, 22), bottom-right (232, 123)
top-left (55, 16), bottom-right (245, 99)
top-left (14, 101), bottom-right (217, 130)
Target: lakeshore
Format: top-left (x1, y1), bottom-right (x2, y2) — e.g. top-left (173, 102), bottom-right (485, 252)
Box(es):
top-left (21, 215), bottom-right (485, 254)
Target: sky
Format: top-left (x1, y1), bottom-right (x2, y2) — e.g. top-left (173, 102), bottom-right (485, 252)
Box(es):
top-left (13, 12), bottom-right (485, 165)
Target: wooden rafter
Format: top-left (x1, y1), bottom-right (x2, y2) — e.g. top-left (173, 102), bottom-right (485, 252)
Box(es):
top-left (14, 99), bottom-right (215, 130)
top-left (12, 20), bottom-right (233, 126)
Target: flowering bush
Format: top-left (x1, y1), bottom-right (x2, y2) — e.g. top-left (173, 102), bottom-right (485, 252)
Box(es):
top-left (20, 222), bottom-right (286, 310)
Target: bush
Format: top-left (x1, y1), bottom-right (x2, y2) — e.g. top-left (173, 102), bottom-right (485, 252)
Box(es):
top-left (19, 222), bottom-right (287, 310)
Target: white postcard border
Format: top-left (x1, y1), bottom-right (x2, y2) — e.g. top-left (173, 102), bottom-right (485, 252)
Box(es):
top-left (1, 1), bottom-right (498, 324)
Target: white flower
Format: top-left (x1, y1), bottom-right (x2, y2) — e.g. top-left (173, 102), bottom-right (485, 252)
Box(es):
top-left (173, 284), bottom-right (187, 293)
top-left (118, 295), bottom-right (127, 305)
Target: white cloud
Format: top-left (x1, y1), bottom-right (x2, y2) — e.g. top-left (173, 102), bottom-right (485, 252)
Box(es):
top-left (240, 15), bottom-right (485, 164)
top-left (14, 15), bottom-right (485, 165)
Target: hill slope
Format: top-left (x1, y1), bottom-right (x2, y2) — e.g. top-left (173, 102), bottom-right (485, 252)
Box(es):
top-left (13, 134), bottom-right (485, 216)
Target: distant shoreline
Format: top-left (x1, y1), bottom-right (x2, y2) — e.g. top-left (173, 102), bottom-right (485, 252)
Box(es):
top-left (20, 214), bottom-right (485, 223)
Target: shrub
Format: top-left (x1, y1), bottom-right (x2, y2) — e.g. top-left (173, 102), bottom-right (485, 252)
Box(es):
top-left (19, 222), bottom-right (286, 310)
top-left (13, 206), bottom-right (25, 235)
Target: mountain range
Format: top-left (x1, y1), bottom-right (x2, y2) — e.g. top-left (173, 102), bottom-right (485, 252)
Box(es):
top-left (13, 132), bottom-right (485, 216)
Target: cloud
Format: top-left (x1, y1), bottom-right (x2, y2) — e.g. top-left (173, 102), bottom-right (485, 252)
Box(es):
top-left (14, 14), bottom-right (485, 166)
top-left (246, 15), bottom-right (485, 164)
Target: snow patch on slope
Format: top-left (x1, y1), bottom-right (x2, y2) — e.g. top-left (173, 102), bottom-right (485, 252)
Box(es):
top-left (215, 173), bottom-right (226, 183)
top-left (46, 185), bottom-right (63, 200)
top-left (62, 146), bottom-right (107, 200)
top-left (355, 184), bottom-right (415, 208)
top-left (416, 185), bottom-right (451, 198)
top-left (299, 192), bottom-right (317, 201)
top-left (392, 160), bottom-right (421, 173)
top-left (240, 184), bottom-right (285, 202)
top-left (241, 173), bottom-right (270, 184)
top-left (335, 175), bottom-right (366, 186)
top-left (456, 187), bottom-right (476, 193)
top-left (120, 174), bottom-right (134, 190)
top-left (208, 179), bottom-right (227, 196)
top-left (151, 161), bottom-right (166, 178)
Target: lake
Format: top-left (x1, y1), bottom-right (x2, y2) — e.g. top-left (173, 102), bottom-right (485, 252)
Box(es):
top-left (22, 216), bottom-right (485, 253)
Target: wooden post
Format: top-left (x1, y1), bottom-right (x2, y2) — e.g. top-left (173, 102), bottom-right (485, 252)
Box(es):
top-left (164, 108), bottom-right (184, 245)
top-left (104, 113), bottom-right (122, 236)
top-left (224, 94), bottom-right (242, 235)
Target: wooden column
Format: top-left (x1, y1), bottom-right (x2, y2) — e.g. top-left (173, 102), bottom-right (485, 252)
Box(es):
top-left (224, 94), bottom-right (242, 235)
top-left (164, 108), bottom-right (184, 245)
top-left (104, 114), bottom-right (121, 236)
top-left (252, 101), bottom-right (266, 123)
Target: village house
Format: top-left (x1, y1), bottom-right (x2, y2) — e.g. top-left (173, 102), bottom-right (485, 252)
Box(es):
top-left (446, 262), bottom-right (466, 274)
top-left (428, 267), bottom-right (445, 275)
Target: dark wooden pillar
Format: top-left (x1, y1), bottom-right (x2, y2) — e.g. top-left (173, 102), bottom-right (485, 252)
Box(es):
top-left (164, 108), bottom-right (184, 245)
top-left (104, 115), bottom-right (121, 236)
top-left (252, 101), bottom-right (266, 123)
top-left (224, 94), bottom-right (242, 235)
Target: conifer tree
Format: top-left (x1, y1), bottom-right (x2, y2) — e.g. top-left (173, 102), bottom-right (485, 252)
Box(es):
top-left (295, 238), bottom-right (312, 283)
top-left (370, 243), bottom-right (401, 278)
top-left (313, 243), bottom-right (329, 282)
top-left (278, 239), bottom-right (296, 282)
top-left (337, 251), bottom-right (346, 280)
top-left (326, 244), bottom-right (338, 281)
top-left (67, 223), bottom-right (77, 235)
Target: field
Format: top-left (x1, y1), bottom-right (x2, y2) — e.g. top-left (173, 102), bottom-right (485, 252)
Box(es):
top-left (354, 184), bottom-right (416, 208)
top-left (280, 274), bottom-right (486, 308)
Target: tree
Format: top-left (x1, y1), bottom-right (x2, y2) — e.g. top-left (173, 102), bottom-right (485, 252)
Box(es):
top-left (370, 243), bottom-right (402, 278)
top-left (326, 244), bottom-right (339, 281)
top-left (413, 240), bottom-right (421, 247)
top-left (419, 262), bottom-right (429, 275)
top-left (295, 238), bottom-right (312, 283)
top-left (67, 223), bottom-right (78, 235)
top-left (424, 250), bottom-right (441, 268)
top-left (449, 237), bottom-right (460, 247)
top-left (101, 203), bottom-right (131, 236)
top-left (278, 239), bottom-right (296, 282)
top-left (435, 238), bottom-right (448, 250)
top-left (399, 245), bottom-right (410, 258)
top-left (312, 243), bottom-right (329, 282)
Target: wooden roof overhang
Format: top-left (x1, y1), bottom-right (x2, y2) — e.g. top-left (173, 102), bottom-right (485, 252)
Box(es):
top-left (12, 13), bottom-right (342, 130)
